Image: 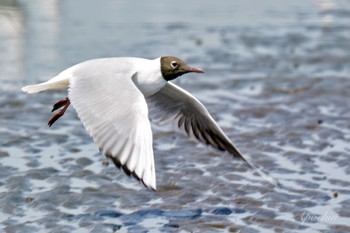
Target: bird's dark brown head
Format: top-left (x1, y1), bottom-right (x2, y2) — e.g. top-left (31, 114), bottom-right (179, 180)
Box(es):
top-left (160, 56), bottom-right (204, 81)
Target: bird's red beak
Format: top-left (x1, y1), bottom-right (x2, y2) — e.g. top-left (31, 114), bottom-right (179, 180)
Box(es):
top-left (187, 67), bottom-right (204, 73)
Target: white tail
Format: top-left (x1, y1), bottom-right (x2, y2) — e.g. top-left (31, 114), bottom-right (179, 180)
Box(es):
top-left (22, 83), bottom-right (51, 94)
top-left (21, 71), bottom-right (71, 94)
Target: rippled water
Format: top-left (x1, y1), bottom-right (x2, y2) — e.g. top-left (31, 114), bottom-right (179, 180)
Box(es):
top-left (1, 0), bottom-right (350, 232)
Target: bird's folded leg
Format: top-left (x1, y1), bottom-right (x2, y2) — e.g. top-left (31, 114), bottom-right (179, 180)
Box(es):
top-left (48, 97), bottom-right (70, 127)
top-left (51, 98), bottom-right (69, 112)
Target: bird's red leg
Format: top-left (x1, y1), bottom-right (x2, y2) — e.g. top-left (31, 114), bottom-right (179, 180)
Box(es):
top-left (48, 97), bottom-right (70, 127)
top-left (51, 98), bottom-right (69, 112)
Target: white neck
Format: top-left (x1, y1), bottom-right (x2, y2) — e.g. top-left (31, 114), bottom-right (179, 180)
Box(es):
top-left (132, 57), bottom-right (167, 97)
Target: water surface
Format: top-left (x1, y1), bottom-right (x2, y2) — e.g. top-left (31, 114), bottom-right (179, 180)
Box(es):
top-left (1, 0), bottom-right (350, 232)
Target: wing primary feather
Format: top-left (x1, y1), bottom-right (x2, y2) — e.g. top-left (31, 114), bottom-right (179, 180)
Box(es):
top-left (191, 120), bottom-right (201, 140)
top-left (205, 130), bottom-right (222, 150)
top-left (97, 124), bottom-right (117, 154)
top-left (194, 121), bottom-right (208, 144)
top-left (147, 82), bottom-right (279, 187)
top-left (117, 140), bottom-right (132, 165)
top-left (178, 115), bottom-right (185, 128)
top-left (126, 144), bottom-right (138, 172)
top-left (184, 117), bottom-right (191, 135)
top-left (108, 152), bottom-right (156, 190)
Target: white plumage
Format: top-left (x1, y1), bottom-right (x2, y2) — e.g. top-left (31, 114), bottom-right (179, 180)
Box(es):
top-left (22, 56), bottom-right (278, 190)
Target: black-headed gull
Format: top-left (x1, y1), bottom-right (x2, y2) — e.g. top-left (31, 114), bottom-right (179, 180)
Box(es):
top-left (22, 56), bottom-right (277, 190)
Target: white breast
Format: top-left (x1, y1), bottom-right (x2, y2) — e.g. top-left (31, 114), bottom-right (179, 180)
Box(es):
top-left (131, 57), bottom-right (167, 97)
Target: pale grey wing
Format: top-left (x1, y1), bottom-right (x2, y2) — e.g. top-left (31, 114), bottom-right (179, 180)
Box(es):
top-left (147, 82), bottom-right (243, 158)
top-left (147, 82), bottom-right (278, 186)
top-left (69, 70), bottom-right (156, 190)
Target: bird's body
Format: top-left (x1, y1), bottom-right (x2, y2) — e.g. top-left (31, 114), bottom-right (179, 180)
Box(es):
top-left (22, 56), bottom-right (277, 190)
top-left (22, 57), bottom-right (166, 96)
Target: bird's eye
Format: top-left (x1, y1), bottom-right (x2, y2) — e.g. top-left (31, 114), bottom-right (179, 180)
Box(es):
top-left (171, 61), bottom-right (178, 69)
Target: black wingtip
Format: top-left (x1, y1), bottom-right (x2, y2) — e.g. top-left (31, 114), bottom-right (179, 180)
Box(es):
top-left (108, 155), bottom-right (157, 192)
top-left (238, 153), bottom-right (280, 187)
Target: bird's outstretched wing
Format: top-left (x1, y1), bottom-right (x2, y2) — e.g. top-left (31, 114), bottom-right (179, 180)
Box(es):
top-left (147, 82), bottom-right (243, 157)
top-left (147, 82), bottom-right (278, 186)
top-left (69, 64), bottom-right (156, 190)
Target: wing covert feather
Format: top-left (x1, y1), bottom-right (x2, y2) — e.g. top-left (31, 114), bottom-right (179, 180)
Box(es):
top-left (68, 64), bottom-right (156, 190)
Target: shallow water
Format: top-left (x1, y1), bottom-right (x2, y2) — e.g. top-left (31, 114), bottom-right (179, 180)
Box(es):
top-left (1, 0), bottom-right (350, 232)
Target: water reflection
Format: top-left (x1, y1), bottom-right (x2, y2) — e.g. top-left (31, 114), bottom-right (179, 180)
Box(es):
top-left (315, 0), bottom-right (337, 25)
top-left (0, 0), bottom-right (23, 82)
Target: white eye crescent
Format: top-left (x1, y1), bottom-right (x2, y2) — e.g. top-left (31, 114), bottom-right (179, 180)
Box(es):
top-left (171, 61), bottom-right (178, 69)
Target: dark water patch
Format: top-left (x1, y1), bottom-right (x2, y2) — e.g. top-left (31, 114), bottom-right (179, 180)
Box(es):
top-left (0, 192), bottom-right (27, 215)
top-left (125, 209), bottom-right (165, 220)
top-left (57, 208), bottom-right (200, 232)
top-left (294, 200), bottom-right (317, 208)
top-left (162, 209), bottom-right (202, 220)
top-left (1, 134), bottom-right (33, 147)
top-left (163, 222), bottom-right (180, 229)
top-left (327, 225), bottom-right (350, 233)
top-left (25, 159), bottom-right (40, 168)
top-left (243, 216), bottom-right (308, 231)
top-left (0, 150), bottom-right (9, 157)
top-left (232, 197), bottom-right (264, 207)
top-left (293, 189), bottom-right (332, 204)
top-left (337, 199), bottom-right (350, 218)
top-left (328, 179), bottom-right (350, 188)
top-left (295, 179), bottom-right (320, 189)
top-left (90, 223), bottom-right (122, 233)
top-left (3, 224), bottom-right (39, 233)
top-left (5, 176), bottom-right (32, 192)
top-left (263, 192), bottom-right (304, 206)
top-left (253, 208), bottom-right (278, 220)
top-left (26, 167), bottom-right (59, 179)
top-left (63, 213), bottom-right (91, 221)
top-left (212, 207), bottom-right (233, 215)
top-left (71, 169), bottom-right (95, 178)
top-left (96, 210), bottom-right (124, 218)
